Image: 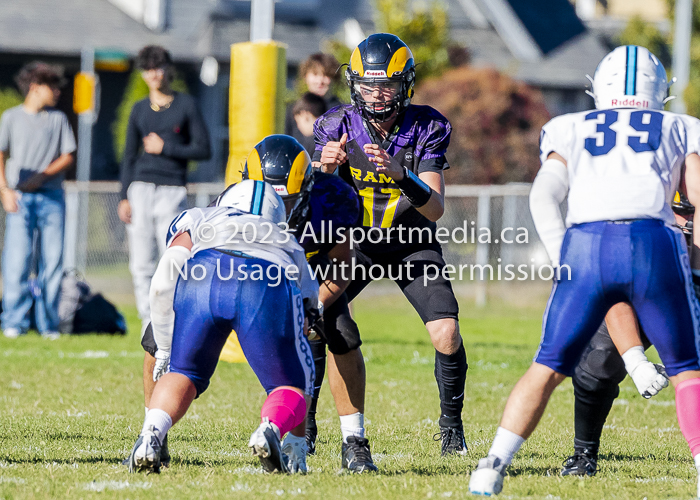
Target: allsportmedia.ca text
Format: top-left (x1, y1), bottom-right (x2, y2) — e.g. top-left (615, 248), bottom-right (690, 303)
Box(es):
top-left (195, 219), bottom-right (531, 249)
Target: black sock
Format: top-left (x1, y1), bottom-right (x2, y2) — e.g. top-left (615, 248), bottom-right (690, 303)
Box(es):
top-left (434, 341), bottom-right (468, 424)
top-left (308, 339), bottom-right (327, 422)
top-left (572, 377), bottom-right (619, 457)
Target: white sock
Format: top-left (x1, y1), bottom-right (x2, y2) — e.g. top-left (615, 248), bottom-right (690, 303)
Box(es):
top-left (488, 427), bottom-right (525, 466)
top-left (145, 407), bottom-right (149, 417)
top-left (694, 453), bottom-right (700, 471)
top-left (141, 409), bottom-right (173, 441)
top-left (340, 412), bottom-right (365, 443)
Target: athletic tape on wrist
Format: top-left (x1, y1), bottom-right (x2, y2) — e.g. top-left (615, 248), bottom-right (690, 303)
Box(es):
top-left (394, 167), bottom-right (432, 207)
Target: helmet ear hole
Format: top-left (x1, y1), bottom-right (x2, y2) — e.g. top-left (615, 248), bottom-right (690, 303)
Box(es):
top-left (215, 179), bottom-right (287, 224)
top-left (247, 134), bottom-right (314, 228)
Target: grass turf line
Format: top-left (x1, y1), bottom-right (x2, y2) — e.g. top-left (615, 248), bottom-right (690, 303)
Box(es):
top-left (0, 293), bottom-right (693, 499)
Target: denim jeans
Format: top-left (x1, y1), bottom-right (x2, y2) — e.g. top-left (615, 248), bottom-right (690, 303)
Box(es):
top-left (2, 189), bottom-right (64, 333)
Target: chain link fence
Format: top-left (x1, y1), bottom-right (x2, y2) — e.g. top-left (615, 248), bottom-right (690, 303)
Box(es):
top-left (0, 181), bottom-right (550, 306)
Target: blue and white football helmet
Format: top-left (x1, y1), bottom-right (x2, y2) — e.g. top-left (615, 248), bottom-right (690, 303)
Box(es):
top-left (214, 179), bottom-right (286, 225)
top-left (587, 45), bottom-right (674, 110)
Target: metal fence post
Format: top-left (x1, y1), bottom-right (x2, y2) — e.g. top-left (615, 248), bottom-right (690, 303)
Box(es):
top-left (63, 183), bottom-right (79, 270)
top-left (501, 191), bottom-right (517, 267)
top-left (196, 184), bottom-right (210, 208)
top-left (475, 190), bottom-right (491, 307)
top-left (73, 46), bottom-right (96, 272)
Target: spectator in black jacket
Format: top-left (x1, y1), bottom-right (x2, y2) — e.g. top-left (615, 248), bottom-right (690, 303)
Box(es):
top-left (117, 45), bottom-right (210, 349)
top-left (291, 92), bottom-right (327, 154)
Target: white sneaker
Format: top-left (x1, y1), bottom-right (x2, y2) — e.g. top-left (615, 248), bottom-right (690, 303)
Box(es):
top-left (3, 328), bottom-right (20, 339)
top-left (469, 455), bottom-right (508, 496)
top-left (41, 331), bottom-right (61, 340)
top-left (282, 434), bottom-right (308, 473)
top-left (128, 425), bottom-right (163, 474)
top-left (248, 418), bottom-right (289, 473)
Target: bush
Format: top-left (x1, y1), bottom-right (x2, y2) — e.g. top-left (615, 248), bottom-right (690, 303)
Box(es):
top-left (413, 66), bottom-right (550, 185)
top-left (618, 16), bottom-right (671, 67)
top-left (375, 0), bottom-right (451, 81)
top-left (0, 87), bottom-right (23, 117)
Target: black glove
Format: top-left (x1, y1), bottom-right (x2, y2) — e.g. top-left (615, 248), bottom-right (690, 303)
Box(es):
top-left (307, 316), bottom-right (325, 342)
top-left (303, 298), bottom-right (323, 340)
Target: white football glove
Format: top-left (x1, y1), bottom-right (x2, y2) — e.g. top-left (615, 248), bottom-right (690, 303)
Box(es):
top-left (281, 434), bottom-right (308, 474)
top-left (153, 350), bottom-right (171, 382)
top-left (622, 346), bottom-right (669, 399)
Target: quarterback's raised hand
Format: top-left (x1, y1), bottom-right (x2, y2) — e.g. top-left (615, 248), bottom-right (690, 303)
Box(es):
top-left (319, 133), bottom-right (348, 173)
top-left (364, 143), bottom-right (404, 180)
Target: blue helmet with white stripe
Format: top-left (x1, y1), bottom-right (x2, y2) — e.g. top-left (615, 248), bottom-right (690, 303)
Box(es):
top-left (214, 179), bottom-right (286, 224)
top-left (588, 45), bottom-right (671, 111)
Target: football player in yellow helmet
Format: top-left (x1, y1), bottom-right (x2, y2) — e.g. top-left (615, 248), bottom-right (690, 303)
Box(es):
top-left (314, 33), bottom-right (468, 460)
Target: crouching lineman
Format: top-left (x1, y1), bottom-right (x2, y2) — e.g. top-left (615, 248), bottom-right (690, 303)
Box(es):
top-left (241, 135), bottom-right (377, 472)
top-left (560, 194), bottom-right (694, 477)
top-left (127, 179), bottom-right (319, 474)
top-left (469, 45), bottom-right (700, 496)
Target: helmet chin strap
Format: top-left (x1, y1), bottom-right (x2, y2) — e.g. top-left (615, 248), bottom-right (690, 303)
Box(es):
top-left (663, 76), bottom-right (678, 104)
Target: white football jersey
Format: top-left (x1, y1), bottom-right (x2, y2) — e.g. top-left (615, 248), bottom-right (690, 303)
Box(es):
top-left (166, 206), bottom-right (318, 301)
top-left (540, 108), bottom-right (700, 226)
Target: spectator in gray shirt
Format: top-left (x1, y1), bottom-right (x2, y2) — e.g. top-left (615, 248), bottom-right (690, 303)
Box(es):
top-left (0, 62), bottom-right (76, 339)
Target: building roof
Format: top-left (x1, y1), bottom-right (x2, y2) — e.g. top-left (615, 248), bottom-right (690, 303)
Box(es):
top-left (0, 0), bottom-right (372, 65)
top-left (457, 28), bottom-right (609, 89)
top-left (0, 0), bottom-right (616, 87)
top-left (0, 0), bottom-right (212, 61)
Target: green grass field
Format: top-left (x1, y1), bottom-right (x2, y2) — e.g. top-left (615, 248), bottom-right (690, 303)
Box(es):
top-left (0, 287), bottom-right (694, 499)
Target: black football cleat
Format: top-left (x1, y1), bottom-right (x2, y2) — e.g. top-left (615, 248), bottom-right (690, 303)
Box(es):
top-left (561, 449), bottom-right (598, 476)
top-left (341, 436), bottom-right (378, 473)
top-left (434, 416), bottom-right (468, 456)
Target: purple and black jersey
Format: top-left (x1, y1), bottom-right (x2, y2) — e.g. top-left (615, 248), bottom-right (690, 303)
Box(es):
top-left (313, 104), bottom-right (451, 252)
top-left (297, 170), bottom-right (360, 259)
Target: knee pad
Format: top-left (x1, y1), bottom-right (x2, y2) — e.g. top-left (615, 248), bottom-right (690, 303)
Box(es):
top-left (326, 312), bottom-right (362, 355)
top-left (575, 324), bottom-right (628, 392)
top-left (322, 294), bottom-right (362, 355)
top-left (573, 368), bottom-right (621, 401)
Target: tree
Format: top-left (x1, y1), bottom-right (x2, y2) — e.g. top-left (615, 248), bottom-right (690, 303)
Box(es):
top-left (618, 16), bottom-right (671, 68)
top-left (323, 0), bottom-right (464, 87)
top-left (617, 1), bottom-right (700, 117)
top-left (0, 87), bottom-right (23, 117)
top-left (374, 0), bottom-right (451, 81)
top-left (413, 66), bottom-right (550, 184)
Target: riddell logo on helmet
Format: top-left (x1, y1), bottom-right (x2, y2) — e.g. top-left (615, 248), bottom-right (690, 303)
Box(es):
top-left (364, 70), bottom-right (387, 77)
top-left (610, 98), bottom-right (650, 108)
top-left (274, 186), bottom-right (289, 195)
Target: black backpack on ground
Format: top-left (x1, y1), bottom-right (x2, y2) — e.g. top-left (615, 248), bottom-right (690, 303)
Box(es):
top-left (59, 270), bottom-right (127, 335)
